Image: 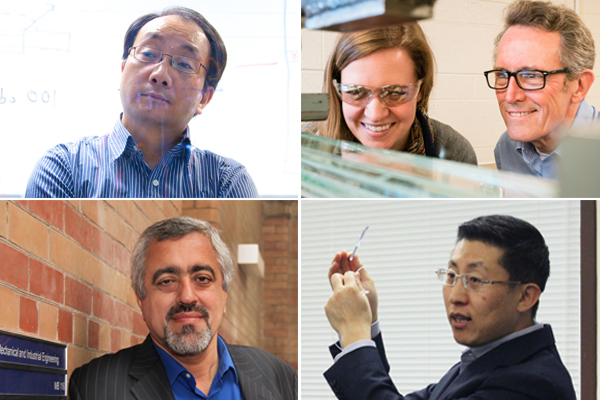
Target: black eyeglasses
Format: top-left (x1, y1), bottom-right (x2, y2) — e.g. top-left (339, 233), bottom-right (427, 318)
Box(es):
top-left (129, 46), bottom-right (207, 74)
top-left (483, 68), bottom-right (568, 91)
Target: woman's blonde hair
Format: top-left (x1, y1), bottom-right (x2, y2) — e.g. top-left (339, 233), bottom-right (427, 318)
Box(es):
top-left (317, 23), bottom-right (435, 141)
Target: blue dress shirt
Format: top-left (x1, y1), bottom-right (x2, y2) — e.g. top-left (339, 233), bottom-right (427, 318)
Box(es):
top-left (153, 336), bottom-right (243, 400)
top-left (494, 99), bottom-right (599, 179)
top-left (25, 117), bottom-right (258, 198)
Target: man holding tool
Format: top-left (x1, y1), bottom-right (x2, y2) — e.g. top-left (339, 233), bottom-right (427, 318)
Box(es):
top-left (323, 215), bottom-right (576, 399)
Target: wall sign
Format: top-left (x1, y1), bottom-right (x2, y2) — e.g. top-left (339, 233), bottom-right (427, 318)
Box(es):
top-left (0, 330), bottom-right (67, 400)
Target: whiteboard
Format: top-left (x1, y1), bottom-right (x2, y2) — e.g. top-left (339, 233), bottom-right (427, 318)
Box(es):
top-left (0, 0), bottom-right (300, 197)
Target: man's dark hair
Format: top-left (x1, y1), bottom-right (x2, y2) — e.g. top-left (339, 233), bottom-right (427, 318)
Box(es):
top-left (457, 215), bottom-right (550, 319)
top-left (122, 6), bottom-right (227, 91)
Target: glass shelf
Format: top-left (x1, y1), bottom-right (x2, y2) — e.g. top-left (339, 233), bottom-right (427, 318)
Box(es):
top-left (301, 132), bottom-right (558, 198)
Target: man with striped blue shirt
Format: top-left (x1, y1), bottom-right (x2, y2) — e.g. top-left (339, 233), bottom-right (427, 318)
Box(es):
top-left (25, 7), bottom-right (258, 198)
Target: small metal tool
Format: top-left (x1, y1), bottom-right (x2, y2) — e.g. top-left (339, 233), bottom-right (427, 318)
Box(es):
top-left (349, 226), bottom-right (368, 261)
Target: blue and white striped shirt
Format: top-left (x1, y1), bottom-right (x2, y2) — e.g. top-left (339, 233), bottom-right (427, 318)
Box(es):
top-left (25, 118), bottom-right (258, 198)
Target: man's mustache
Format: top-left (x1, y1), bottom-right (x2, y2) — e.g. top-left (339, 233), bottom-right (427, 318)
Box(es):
top-left (166, 303), bottom-right (209, 322)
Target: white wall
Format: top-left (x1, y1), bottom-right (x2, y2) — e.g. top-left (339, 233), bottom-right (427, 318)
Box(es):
top-left (301, 0), bottom-right (600, 166)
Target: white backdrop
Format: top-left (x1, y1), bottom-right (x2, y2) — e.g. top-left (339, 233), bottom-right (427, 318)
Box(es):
top-left (0, 0), bottom-right (299, 197)
top-left (301, 199), bottom-right (581, 399)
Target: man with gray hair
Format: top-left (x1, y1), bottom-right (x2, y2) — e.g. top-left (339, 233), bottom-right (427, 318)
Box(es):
top-left (69, 216), bottom-right (297, 400)
top-left (485, 0), bottom-right (597, 179)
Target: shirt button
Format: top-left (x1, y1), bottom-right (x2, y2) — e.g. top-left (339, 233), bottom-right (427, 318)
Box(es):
top-left (186, 373), bottom-right (191, 379)
top-left (133, 145), bottom-right (138, 152)
top-left (152, 179), bottom-right (159, 187)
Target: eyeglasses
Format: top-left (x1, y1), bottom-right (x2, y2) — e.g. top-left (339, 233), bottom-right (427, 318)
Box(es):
top-left (129, 46), bottom-right (207, 74)
top-left (435, 268), bottom-right (522, 292)
top-left (483, 68), bottom-right (568, 91)
top-left (333, 80), bottom-right (422, 107)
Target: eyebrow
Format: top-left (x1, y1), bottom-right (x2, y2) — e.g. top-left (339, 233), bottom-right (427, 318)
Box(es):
top-left (448, 260), bottom-right (488, 271)
top-left (138, 32), bottom-right (201, 58)
top-left (190, 265), bottom-right (215, 279)
top-left (152, 265), bottom-right (215, 284)
top-left (152, 266), bottom-right (179, 284)
top-left (492, 66), bottom-right (539, 71)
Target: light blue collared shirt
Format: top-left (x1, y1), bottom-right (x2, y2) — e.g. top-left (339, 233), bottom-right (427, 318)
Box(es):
top-left (153, 336), bottom-right (243, 400)
top-left (25, 116), bottom-right (258, 198)
top-left (494, 99), bottom-right (599, 179)
top-left (467, 323), bottom-right (544, 360)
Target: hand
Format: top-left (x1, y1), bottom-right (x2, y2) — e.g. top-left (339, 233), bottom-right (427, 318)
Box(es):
top-left (325, 270), bottom-right (371, 347)
top-left (328, 251), bottom-right (378, 323)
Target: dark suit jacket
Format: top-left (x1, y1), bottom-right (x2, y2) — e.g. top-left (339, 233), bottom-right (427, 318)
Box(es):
top-left (324, 324), bottom-right (576, 400)
top-left (69, 335), bottom-right (297, 400)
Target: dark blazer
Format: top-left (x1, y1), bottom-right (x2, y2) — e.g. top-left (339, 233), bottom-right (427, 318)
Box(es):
top-left (324, 324), bottom-right (576, 400)
top-left (69, 335), bottom-right (297, 400)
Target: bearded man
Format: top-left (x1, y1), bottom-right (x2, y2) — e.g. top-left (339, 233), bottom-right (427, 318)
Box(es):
top-left (68, 216), bottom-right (296, 400)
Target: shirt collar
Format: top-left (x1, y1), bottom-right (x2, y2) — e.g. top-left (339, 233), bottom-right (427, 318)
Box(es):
top-left (466, 323), bottom-right (544, 359)
top-left (151, 335), bottom-right (239, 387)
top-left (108, 115), bottom-right (193, 163)
top-left (573, 99), bottom-right (597, 122)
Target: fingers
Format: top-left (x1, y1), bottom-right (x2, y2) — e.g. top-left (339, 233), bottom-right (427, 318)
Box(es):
top-left (356, 265), bottom-right (370, 280)
top-left (330, 272), bottom-right (344, 290)
top-left (330, 270), bottom-right (365, 293)
top-left (350, 271), bottom-right (365, 292)
top-left (346, 251), bottom-right (364, 273)
top-left (330, 251), bottom-right (363, 277)
top-left (337, 251), bottom-right (350, 273)
top-left (328, 252), bottom-right (344, 280)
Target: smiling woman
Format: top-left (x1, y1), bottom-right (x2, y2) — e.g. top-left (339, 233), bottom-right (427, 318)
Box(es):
top-left (304, 23), bottom-right (478, 165)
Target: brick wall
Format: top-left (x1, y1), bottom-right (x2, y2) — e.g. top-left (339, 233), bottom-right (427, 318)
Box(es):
top-left (263, 201), bottom-right (298, 371)
top-left (0, 199), bottom-right (298, 381)
top-left (0, 200), bottom-right (181, 378)
top-left (182, 200), bottom-right (299, 371)
top-left (301, 0), bottom-right (600, 166)
top-left (182, 200), bottom-right (264, 348)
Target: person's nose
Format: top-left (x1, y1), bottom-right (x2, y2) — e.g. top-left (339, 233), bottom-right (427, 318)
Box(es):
top-left (447, 279), bottom-right (469, 305)
top-left (149, 56), bottom-right (174, 88)
top-left (363, 95), bottom-right (390, 121)
top-left (503, 75), bottom-right (526, 104)
top-left (176, 277), bottom-right (197, 305)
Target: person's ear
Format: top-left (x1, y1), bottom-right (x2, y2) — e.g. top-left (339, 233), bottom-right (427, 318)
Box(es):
top-left (570, 69), bottom-right (594, 104)
top-left (195, 87), bottom-right (215, 116)
top-left (135, 292), bottom-right (147, 321)
top-left (121, 59), bottom-right (127, 72)
top-left (516, 283), bottom-right (541, 314)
